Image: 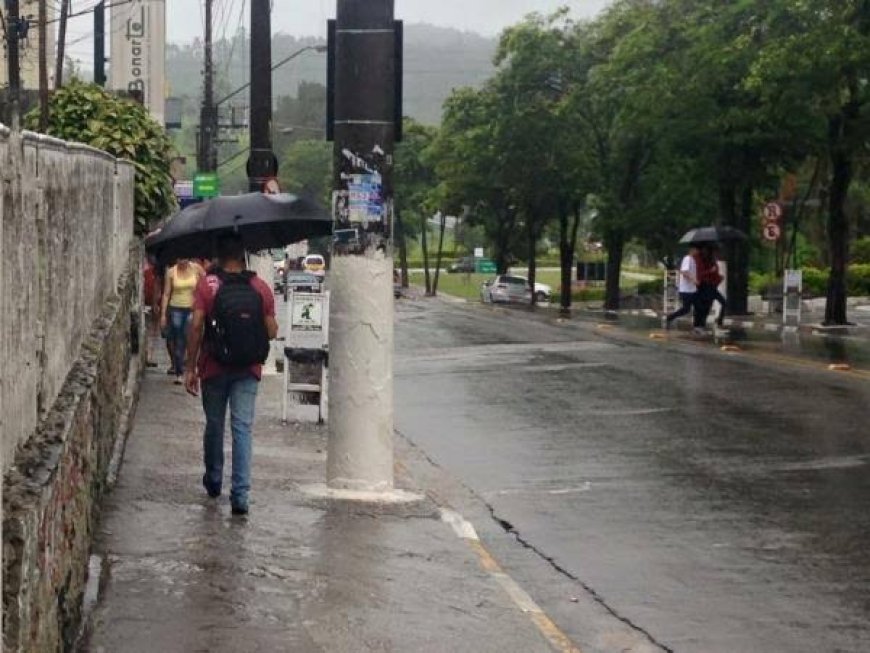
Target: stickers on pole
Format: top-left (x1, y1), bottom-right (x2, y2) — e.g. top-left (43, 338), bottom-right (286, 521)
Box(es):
top-left (347, 173), bottom-right (384, 226)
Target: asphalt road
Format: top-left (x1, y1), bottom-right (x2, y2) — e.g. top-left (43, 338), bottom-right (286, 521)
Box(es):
top-left (394, 297), bottom-right (870, 653)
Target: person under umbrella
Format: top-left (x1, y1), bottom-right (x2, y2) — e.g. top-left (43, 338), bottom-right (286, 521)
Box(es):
top-left (665, 246), bottom-right (700, 330)
top-left (693, 244), bottom-right (726, 330)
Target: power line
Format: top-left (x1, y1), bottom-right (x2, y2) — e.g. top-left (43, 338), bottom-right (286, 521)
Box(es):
top-left (46, 0), bottom-right (133, 25)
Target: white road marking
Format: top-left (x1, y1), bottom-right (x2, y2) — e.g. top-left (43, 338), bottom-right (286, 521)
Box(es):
top-left (440, 508), bottom-right (480, 541)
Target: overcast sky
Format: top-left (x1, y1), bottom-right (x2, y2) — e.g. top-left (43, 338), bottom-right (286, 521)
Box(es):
top-left (164, 0), bottom-right (614, 43)
top-left (63, 0), bottom-right (612, 70)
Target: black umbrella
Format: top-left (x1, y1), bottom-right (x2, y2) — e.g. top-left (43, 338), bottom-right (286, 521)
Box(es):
top-left (145, 193), bottom-right (332, 265)
top-left (679, 225), bottom-right (747, 245)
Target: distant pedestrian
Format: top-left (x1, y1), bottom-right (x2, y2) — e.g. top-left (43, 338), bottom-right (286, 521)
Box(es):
top-left (184, 233), bottom-right (278, 515)
top-left (665, 246), bottom-right (699, 329)
top-left (694, 245), bottom-right (726, 329)
top-left (160, 258), bottom-right (205, 383)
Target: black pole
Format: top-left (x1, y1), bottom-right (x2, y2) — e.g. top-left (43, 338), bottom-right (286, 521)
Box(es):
top-left (94, 1), bottom-right (106, 86)
top-left (198, 0), bottom-right (216, 172)
top-left (38, 0), bottom-right (48, 131)
top-left (325, 0), bottom-right (399, 490)
top-left (7, 0), bottom-right (21, 127)
top-left (247, 0), bottom-right (276, 192)
top-left (55, 0), bottom-right (70, 88)
top-left (331, 0), bottom-right (397, 243)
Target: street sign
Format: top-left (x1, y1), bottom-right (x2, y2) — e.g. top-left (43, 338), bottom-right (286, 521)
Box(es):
top-left (763, 202), bottom-right (783, 222)
top-left (193, 172), bottom-right (221, 198)
top-left (474, 247), bottom-right (484, 258)
top-left (762, 222), bottom-right (782, 242)
top-left (475, 259), bottom-right (496, 274)
top-left (174, 180), bottom-right (194, 199)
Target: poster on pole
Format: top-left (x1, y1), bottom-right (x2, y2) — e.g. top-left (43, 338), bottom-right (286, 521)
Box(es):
top-left (347, 173), bottom-right (384, 225)
top-left (110, 0), bottom-right (167, 125)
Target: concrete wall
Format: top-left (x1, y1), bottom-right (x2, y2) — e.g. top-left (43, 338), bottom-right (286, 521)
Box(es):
top-left (1, 128), bottom-right (134, 469)
top-left (1, 126), bottom-right (141, 652)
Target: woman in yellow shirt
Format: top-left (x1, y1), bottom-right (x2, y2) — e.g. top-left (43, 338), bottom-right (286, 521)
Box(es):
top-left (160, 259), bottom-right (205, 383)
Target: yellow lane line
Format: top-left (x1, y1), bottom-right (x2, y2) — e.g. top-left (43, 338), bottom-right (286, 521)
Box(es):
top-left (466, 539), bottom-right (583, 653)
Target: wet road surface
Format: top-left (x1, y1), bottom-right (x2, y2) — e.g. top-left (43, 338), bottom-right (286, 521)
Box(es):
top-left (394, 298), bottom-right (870, 652)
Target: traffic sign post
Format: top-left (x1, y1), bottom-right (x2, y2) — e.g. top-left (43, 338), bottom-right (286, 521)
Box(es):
top-left (193, 172), bottom-right (221, 198)
top-left (762, 222), bottom-right (782, 242)
top-left (762, 201), bottom-right (783, 244)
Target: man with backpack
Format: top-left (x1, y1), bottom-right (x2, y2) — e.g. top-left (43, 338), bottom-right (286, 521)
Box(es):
top-left (184, 232), bottom-right (278, 515)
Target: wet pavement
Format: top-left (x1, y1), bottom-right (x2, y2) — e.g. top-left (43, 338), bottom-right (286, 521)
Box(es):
top-left (394, 296), bottom-right (870, 652)
top-left (82, 292), bottom-right (870, 653)
top-left (82, 317), bottom-right (558, 652)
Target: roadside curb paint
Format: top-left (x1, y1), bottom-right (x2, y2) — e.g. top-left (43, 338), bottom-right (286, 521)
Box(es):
top-left (438, 508), bottom-right (584, 653)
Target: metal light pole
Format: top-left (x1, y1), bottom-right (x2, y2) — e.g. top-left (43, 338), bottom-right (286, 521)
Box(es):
top-left (327, 0), bottom-right (399, 492)
top-left (38, 0), bottom-right (48, 131)
top-left (198, 0), bottom-right (217, 172)
top-left (93, 1), bottom-right (106, 86)
top-left (247, 0), bottom-right (276, 192)
top-left (6, 0), bottom-right (21, 128)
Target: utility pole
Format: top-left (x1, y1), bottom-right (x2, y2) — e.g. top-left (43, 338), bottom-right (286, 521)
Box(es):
top-left (38, 0), bottom-right (48, 130)
top-left (94, 1), bottom-right (106, 86)
top-left (247, 0), bottom-right (276, 191)
top-left (327, 0), bottom-right (399, 493)
top-left (55, 0), bottom-right (69, 88)
top-left (6, 0), bottom-right (21, 128)
top-left (198, 0), bottom-right (217, 172)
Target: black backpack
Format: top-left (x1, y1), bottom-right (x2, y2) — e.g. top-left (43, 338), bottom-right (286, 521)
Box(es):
top-left (206, 269), bottom-right (270, 367)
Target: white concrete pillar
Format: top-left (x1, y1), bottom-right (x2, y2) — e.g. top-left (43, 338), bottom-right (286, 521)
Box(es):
top-left (326, 250), bottom-right (394, 492)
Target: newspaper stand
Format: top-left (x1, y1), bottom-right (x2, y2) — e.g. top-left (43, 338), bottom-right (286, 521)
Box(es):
top-left (282, 291), bottom-right (330, 424)
top-left (783, 269), bottom-right (802, 329)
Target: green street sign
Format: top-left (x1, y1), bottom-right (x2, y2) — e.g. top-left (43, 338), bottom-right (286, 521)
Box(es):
top-left (193, 172), bottom-right (221, 198)
top-left (476, 259), bottom-right (497, 274)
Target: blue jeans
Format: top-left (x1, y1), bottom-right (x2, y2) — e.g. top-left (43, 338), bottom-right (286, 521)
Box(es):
top-left (167, 307), bottom-right (192, 373)
top-left (201, 373), bottom-right (259, 507)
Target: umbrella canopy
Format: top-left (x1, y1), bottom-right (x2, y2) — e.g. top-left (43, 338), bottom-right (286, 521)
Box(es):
top-left (145, 193), bottom-right (332, 265)
top-left (679, 225), bottom-right (747, 245)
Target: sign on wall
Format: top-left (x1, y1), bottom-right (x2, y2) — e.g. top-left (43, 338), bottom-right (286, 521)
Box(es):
top-left (110, 0), bottom-right (166, 124)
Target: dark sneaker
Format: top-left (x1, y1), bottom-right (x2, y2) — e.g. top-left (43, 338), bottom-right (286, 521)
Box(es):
top-left (231, 503), bottom-right (249, 516)
top-left (202, 475), bottom-right (221, 498)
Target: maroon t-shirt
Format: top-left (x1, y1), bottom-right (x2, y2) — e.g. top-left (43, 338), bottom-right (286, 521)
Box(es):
top-left (193, 272), bottom-right (276, 381)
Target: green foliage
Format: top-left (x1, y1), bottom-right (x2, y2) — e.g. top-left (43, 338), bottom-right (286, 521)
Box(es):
top-left (801, 268), bottom-right (829, 297)
top-left (848, 264), bottom-right (870, 296)
top-left (637, 279), bottom-right (665, 296)
top-left (25, 80), bottom-right (176, 235)
top-left (278, 139), bottom-right (332, 205)
top-left (853, 237), bottom-right (870, 264)
top-left (749, 265), bottom-right (870, 297)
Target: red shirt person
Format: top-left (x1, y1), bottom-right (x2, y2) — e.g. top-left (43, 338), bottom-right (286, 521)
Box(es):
top-left (184, 233), bottom-right (278, 515)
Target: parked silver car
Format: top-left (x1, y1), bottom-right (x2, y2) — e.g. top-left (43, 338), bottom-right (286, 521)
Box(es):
top-left (481, 275), bottom-right (552, 304)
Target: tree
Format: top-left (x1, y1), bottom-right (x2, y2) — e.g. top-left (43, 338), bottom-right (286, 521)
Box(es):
top-left (748, 1), bottom-right (870, 324)
top-left (493, 12), bottom-right (571, 306)
top-left (433, 87), bottom-right (522, 275)
top-left (394, 118), bottom-right (439, 293)
top-left (279, 139), bottom-right (332, 204)
top-left (26, 80), bottom-right (176, 235)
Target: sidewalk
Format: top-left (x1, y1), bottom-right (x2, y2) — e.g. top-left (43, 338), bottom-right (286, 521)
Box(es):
top-left (80, 357), bottom-right (560, 652)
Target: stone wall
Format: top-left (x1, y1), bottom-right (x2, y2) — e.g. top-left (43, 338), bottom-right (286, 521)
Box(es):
top-left (1, 126), bottom-right (141, 652)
